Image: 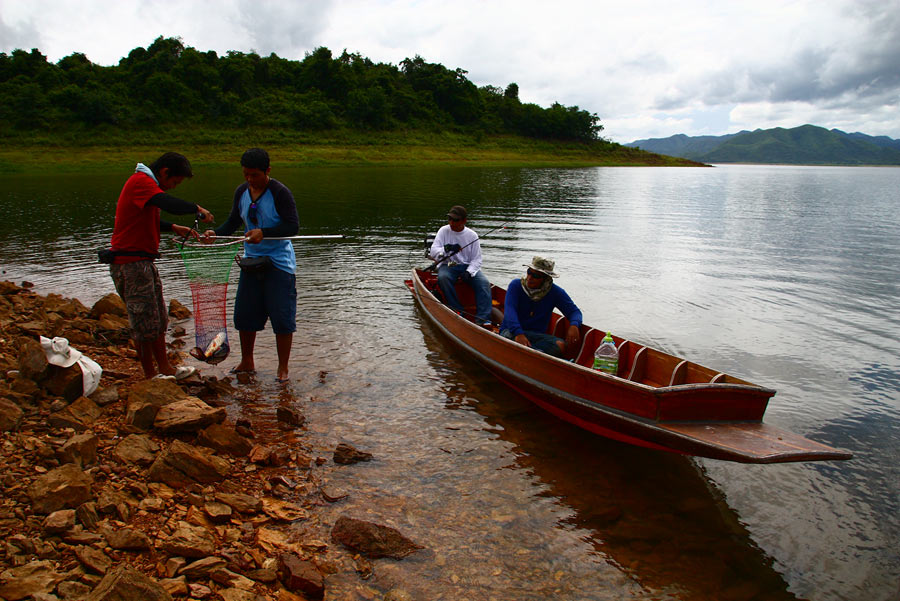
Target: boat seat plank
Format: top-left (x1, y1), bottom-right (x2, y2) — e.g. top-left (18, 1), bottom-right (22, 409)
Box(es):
top-left (669, 360), bottom-right (688, 386)
top-left (642, 348), bottom-right (684, 387)
top-left (627, 346), bottom-right (647, 381)
top-left (684, 362), bottom-right (720, 384)
top-left (659, 422), bottom-right (853, 463)
top-left (546, 312), bottom-right (562, 335)
top-left (553, 316), bottom-right (572, 339)
top-left (575, 328), bottom-right (606, 367)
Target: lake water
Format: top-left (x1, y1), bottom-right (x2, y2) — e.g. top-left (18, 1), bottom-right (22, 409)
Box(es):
top-left (1, 163), bottom-right (897, 600)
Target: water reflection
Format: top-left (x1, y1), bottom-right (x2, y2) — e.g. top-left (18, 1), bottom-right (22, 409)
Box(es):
top-left (1, 165), bottom-right (898, 600)
top-left (418, 311), bottom-right (798, 600)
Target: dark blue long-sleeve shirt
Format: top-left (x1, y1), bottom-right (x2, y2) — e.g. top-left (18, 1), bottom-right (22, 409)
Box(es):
top-left (500, 279), bottom-right (583, 337)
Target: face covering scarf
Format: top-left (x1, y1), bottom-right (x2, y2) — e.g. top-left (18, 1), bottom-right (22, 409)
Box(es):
top-left (521, 272), bottom-right (553, 302)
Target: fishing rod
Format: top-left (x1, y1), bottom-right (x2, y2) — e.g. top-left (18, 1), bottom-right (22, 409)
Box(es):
top-left (213, 235), bottom-right (344, 240)
top-left (179, 234), bottom-right (344, 248)
top-left (424, 222), bottom-right (508, 272)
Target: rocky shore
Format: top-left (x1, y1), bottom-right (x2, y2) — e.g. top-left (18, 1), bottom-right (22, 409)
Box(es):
top-left (0, 281), bottom-right (421, 601)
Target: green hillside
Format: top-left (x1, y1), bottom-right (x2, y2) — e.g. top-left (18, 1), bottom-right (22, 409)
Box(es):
top-left (0, 36), bottom-right (598, 142)
top-left (703, 125), bottom-right (900, 164)
top-left (627, 132), bottom-right (746, 158)
top-left (627, 124), bottom-right (900, 165)
top-left (0, 36), bottom-right (706, 169)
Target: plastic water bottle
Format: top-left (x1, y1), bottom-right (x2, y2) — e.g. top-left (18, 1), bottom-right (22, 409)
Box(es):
top-left (593, 332), bottom-right (619, 375)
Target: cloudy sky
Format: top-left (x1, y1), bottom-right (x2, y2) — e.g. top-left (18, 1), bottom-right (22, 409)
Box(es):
top-left (2, 0), bottom-right (898, 143)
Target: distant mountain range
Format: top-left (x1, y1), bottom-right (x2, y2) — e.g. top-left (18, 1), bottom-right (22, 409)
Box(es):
top-left (626, 124), bottom-right (900, 165)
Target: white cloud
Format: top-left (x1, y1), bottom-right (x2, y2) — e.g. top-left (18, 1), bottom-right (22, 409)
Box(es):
top-left (1, 0), bottom-right (898, 143)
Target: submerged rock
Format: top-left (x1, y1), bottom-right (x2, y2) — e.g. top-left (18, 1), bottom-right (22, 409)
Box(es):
top-left (333, 442), bottom-right (373, 465)
top-left (331, 515), bottom-right (423, 559)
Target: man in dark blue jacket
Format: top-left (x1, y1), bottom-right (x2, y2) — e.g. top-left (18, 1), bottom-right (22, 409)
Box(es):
top-left (500, 256), bottom-right (583, 357)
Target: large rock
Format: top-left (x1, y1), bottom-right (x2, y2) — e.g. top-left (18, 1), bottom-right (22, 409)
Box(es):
top-left (179, 556), bottom-right (227, 579)
top-left (42, 509), bottom-right (76, 534)
top-left (105, 527), bottom-right (152, 551)
top-left (215, 492), bottom-right (262, 514)
top-left (126, 379), bottom-right (187, 430)
top-left (159, 521), bottom-right (216, 558)
top-left (197, 423), bottom-right (253, 457)
top-left (148, 440), bottom-right (230, 488)
top-left (44, 363), bottom-right (86, 401)
top-left (168, 299), bottom-right (192, 320)
top-left (75, 545), bottom-right (113, 575)
top-left (217, 587), bottom-right (261, 601)
top-left (330, 515), bottom-right (423, 559)
top-left (85, 565), bottom-right (173, 601)
top-left (210, 567), bottom-right (255, 591)
top-left (97, 313), bottom-right (130, 332)
top-left (90, 293), bottom-right (126, 319)
top-left (17, 337), bottom-right (50, 382)
top-left (90, 385), bottom-right (120, 407)
top-left (153, 397), bottom-right (226, 434)
top-left (0, 560), bottom-right (66, 601)
top-left (49, 396), bottom-right (103, 431)
top-left (76, 502), bottom-right (101, 531)
top-left (114, 434), bottom-right (160, 465)
top-left (0, 397), bottom-right (23, 432)
top-left (44, 294), bottom-right (89, 318)
top-left (28, 464), bottom-right (93, 514)
top-left (277, 554), bottom-right (324, 599)
top-left (59, 432), bottom-right (99, 466)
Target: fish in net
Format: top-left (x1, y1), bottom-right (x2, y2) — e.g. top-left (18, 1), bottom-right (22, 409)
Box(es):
top-left (178, 241), bottom-right (241, 364)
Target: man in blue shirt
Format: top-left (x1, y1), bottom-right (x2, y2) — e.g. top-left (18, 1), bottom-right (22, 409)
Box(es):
top-left (500, 256), bottom-right (583, 357)
top-left (206, 148), bottom-right (299, 382)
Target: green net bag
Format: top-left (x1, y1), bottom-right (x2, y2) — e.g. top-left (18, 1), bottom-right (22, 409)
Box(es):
top-left (178, 241), bottom-right (241, 364)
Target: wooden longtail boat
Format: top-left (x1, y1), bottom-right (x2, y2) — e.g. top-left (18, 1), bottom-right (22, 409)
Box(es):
top-left (406, 268), bottom-right (852, 464)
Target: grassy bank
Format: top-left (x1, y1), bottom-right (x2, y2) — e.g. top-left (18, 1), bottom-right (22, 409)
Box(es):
top-left (0, 127), bottom-right (703, 172)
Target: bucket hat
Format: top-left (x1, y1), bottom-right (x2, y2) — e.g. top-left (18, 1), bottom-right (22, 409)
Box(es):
top-left (524, 256), bottom-right (559, 278)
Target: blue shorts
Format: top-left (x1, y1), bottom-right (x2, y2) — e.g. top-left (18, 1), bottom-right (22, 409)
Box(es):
top-left (234, 266), bottom-right (297, 334)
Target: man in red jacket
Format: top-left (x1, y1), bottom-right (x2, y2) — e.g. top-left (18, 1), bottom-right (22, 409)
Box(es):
top-left (108, 152), bottom-right (214, 379)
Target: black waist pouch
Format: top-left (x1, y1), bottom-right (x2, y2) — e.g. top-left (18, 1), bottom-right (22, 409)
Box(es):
top-left (98, 249), bottom-right (159, 263)
top-left (236, 255), bottom-right (273, 273)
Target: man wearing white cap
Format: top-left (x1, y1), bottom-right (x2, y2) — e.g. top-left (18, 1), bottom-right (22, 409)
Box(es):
top-left (428, 205), bottom-right (493, 327)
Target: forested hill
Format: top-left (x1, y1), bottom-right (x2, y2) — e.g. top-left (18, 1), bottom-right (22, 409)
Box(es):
top-left (626, 125), bottom-right (900, 165)
top-left (0, 36), bottom-right (602, 142)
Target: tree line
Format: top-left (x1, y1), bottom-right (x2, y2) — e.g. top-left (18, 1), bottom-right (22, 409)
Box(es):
top-left (0, 36), bottom-right (602, 142)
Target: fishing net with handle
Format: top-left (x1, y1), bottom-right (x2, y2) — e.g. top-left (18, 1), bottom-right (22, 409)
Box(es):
top-left (177, 240), bottom-right (241, 364)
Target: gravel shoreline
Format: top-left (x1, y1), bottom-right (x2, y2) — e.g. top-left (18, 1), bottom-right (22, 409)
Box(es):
top-left (0, 281), bottom-right (421, 601)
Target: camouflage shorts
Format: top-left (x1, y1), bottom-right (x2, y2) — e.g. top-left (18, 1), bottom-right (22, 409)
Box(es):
top-left (109, 261), bottom-right (168, 342)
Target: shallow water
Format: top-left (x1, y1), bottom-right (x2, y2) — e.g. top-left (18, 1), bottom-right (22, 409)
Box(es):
top-left (1, 164), bottom-right (897, 600)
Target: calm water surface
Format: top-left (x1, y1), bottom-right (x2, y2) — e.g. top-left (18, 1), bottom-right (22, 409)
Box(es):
top-left (1, 164), bottom-right (898, 600)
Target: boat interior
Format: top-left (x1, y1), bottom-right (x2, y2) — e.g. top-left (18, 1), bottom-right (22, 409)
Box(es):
top-left (427, 270), bottom-right (759, 391)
